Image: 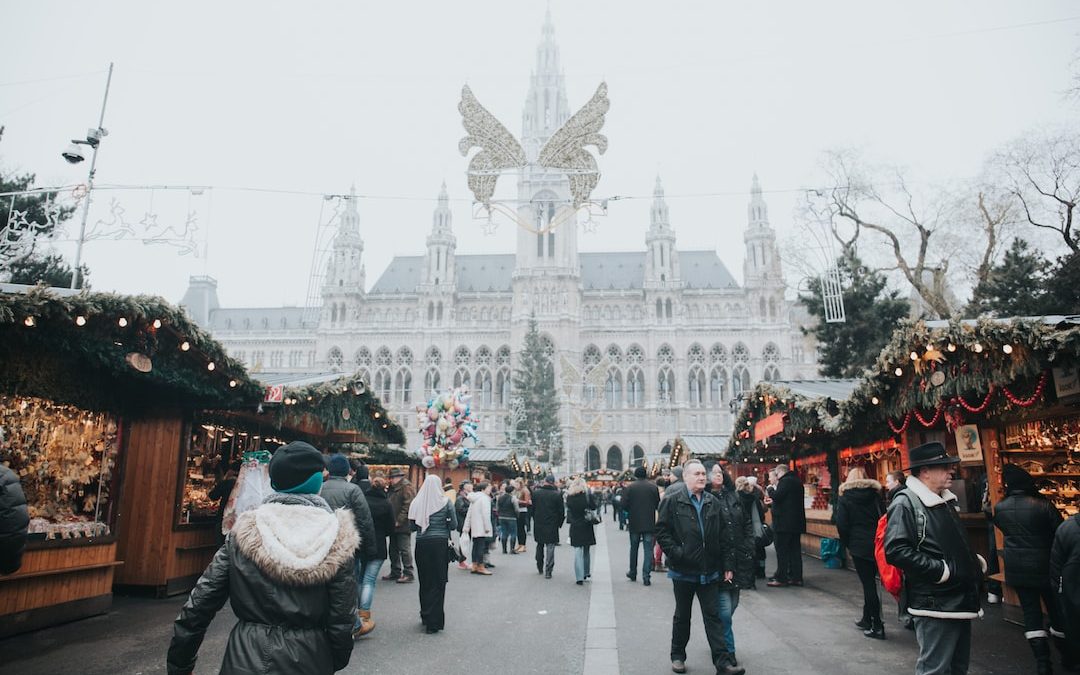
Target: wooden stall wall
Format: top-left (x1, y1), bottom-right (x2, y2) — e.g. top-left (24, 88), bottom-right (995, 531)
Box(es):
top-left (0, 542), bottom-right (119, 638)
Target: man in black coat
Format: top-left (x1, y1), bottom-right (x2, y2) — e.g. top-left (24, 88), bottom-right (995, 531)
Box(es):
top-left (766, 463), bottom-right (806, 587)
top-left (656, 459), bottom-right (743, 675)
top-left (1051, 513), bottom-right (1080, 671)
top-left (320, 454), bottom-right (378, 638)
top-left (531, 474), bottom-right (565, 578)
top-left (885, 442), bottom-right (985, 675)
top-left (623, 466), bottom-right (660, 585)
top-left (992, 464), bottom-right (1064, 672)
top-left (0, 451), bottom-right (29, 575)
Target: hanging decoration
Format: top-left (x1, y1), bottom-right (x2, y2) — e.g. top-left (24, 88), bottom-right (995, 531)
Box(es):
top-left (415, 386), bottom-right (478, 469)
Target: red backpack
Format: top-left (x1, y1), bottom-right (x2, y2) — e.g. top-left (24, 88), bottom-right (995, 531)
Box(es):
top-left (874, 492), bottom-right (927, 600)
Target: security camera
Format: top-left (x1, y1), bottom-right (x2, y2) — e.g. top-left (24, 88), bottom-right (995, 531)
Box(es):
top-left (62, 142), bottom-right (86, 164)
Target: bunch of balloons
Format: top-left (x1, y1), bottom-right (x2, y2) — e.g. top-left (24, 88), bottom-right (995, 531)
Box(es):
top-left (415, 386), bottom-right (478, 469)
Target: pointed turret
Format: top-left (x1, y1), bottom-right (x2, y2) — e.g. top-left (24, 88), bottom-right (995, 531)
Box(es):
top-left (645, 175), bottom-right (681, 290)
top-left (322, 187), bottom-right (366, 326)
top-left (422, 182), bottom-right (456, 289)
top-left (522, 6), bottom-right (570, 143)
top-left (742, 173), bottom-right (784, 321)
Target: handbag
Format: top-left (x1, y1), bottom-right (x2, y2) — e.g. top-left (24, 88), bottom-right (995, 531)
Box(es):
top-left (584, 508), bottom-right (602, 525)
top-left (756, 522), bottom-right (774, 548)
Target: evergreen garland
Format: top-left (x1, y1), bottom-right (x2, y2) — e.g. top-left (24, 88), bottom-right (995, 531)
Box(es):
top-left (274, 375), bottom-right (405, 445)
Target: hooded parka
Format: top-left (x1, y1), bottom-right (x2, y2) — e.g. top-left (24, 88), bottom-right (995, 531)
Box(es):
top-left (0, 462), bottom-right (29, 575)
top-left (167, 493), bottom-right (358, 675)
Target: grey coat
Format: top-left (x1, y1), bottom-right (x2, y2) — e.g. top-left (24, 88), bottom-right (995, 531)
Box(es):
top-left (321, 476), bottom-right (377, 561)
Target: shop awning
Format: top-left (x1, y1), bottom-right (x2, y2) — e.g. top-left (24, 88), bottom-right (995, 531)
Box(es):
top-left (679, 434), bottom-right (731, 457)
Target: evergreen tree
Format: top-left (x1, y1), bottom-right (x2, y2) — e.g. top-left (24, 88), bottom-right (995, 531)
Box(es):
top-left (7, 253), bottom-right (89, 289)
top-left (799, 250), bottom-right (911, 378)
top-left (512, 316), bottom-right (563, 465)
top-left (1042, 250), bottom-right (1080, 315)
top-left (968, 239), bottom-right (1049, 317)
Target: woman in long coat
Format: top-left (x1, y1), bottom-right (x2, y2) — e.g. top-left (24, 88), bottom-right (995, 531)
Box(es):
top-left (167, 441), bottom-right (357, 675)
top-left (409, 475), bottom-right (458, 634)
top-left (565, 477), bottom-right (596, 585)
top-left (834, 466), bottom-right (885, 640)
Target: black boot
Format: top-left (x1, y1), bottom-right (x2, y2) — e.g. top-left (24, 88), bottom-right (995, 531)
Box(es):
top-left (855, 615), bottom-right (872, 630)
top-left (863, 616), bottom-right (885, 640)
top-left (1029, 637), bottom-right (1053, 675)
top-left (1052, 632), bottom-right (1076, 672)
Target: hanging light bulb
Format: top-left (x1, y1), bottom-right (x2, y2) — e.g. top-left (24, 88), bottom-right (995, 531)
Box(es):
top-left (75, 316), bottom-right (87, 326)
top-left (180, 341), bottom-right (190, 351)
top-left (152, 319), bottom-right (162, 329)
top-left (229, 379), bottom-right (237, 388)
top-left (117, 317), bottom-right (128, 327)
top-left (374, 411), bottom-right (381, 419)
top-left (207, 362), bottom-right (216, 371)
top-left (1002, 344), bottom-right (1014, 354)
top-left (947, 343), bottom-right (957, 353)
top-left (871, 396), bottom-right (880, 405)
top-left (894, 367), bottom-right (903, 377)
top-left (23, 316), bottom-right (35, 327)
top-left (909, 351), bottom-right (919, 361)
top-left (973, 342), bottom-right (983, 353)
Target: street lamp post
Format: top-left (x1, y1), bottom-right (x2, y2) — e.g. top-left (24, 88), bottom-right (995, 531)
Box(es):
top-left (66, 63), bottom-right (114, 289)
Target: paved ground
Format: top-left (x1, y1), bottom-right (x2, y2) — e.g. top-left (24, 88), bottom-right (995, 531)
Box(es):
top-left (0, 515), bottom-right (1041, 674)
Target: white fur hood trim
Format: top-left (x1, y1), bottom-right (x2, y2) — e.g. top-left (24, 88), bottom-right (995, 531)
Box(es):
top-left (905, 475), bottom-right (958, 508)
top-left (838, 478), bottom-right (882, 495)
top-left (233, 503), bottom-right (358, 586)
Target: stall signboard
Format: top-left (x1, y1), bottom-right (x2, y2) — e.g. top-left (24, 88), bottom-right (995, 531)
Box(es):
top-left (264, 385), bottom-right (284, 403)
top-left (1053, 365), bottom-right (1079, 400)
top-left (954, 424), bottom-right (983, 464)
top-left (754, 413), bottom-right (784, 442)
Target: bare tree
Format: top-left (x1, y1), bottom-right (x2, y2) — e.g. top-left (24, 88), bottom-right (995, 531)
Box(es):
top-left (803, 149), bottom-right (964, 319)
top-left (997, 129), bottom-right (1080, 254)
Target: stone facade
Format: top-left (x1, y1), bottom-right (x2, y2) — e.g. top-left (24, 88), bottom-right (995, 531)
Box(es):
top-left (180, 14), bottom-right (818, 473)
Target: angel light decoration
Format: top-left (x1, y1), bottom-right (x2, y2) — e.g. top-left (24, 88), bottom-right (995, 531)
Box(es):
top-left (458, 82), bottom-right (610, 233)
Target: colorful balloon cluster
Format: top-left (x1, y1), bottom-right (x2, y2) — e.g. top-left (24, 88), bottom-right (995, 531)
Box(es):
top-left (416, 386), bottom-right (478, 469)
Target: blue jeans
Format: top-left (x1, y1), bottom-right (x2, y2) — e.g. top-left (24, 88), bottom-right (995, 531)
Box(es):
top-left (716, 587), bottom-right (740, 652)
top-left (628, 531), bottom-right (654, 581)
top-left (574, 545), bottom-right (592, 582)
top-left (498, 517), bottom-right (517, 551)
top-left (357, 558), bottom-right (383, 616)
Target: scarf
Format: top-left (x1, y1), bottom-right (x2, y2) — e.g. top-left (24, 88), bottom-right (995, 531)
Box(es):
top-left (408, 475), bottom-right (449, 533)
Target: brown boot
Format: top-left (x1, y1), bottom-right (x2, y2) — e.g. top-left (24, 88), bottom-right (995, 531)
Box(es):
top-left (355, 609), bottom-right (375, 637)
top-left (471, 563), bottom-right (492, 575)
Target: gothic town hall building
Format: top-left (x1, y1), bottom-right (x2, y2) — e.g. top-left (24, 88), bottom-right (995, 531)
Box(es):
top-left (180, 15), bottom-right (818, 472)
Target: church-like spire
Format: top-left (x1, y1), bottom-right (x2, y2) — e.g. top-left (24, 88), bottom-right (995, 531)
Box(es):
top-left (650, 174), bottom-right (669, 230)
top-left (424, 183), bottom-right (456, 289)
top-left (747, 172), bottom-right (769, 228)
top-left (339, 185), bottom-right (360, 235)
top-left (432, 180), bottom-right (452, 233)
top-left (522, 7), bottom-right (570, 142)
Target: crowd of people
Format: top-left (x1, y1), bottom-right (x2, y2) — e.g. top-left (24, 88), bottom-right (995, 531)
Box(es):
top-left (4, 432), bottom-right (1079, 674)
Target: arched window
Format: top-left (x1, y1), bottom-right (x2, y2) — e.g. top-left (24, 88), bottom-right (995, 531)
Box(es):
top-left (586, 445), bottom-right (601, 472)
top-left (732, 365), bottom-right (750, 397)
top-left (331, 305), bottom-right (338, 324)
top-left (426, 346), bottom-right (441, 367)
top-left (688, 366), bottom-right (705, 407)
top-left (605, 369), bottom-right (623, 409)
top-left (436, 302), bottom-right (444, 321)
top-left (583, 344), bottom-right (602, 405)
top-left (355, 347), bottom-right (372, 368)
top-left (606, 445), bottom-right (623, 471)
top-left (626, 344), bottom-right (644, 365)
top-left (539, 335), bottom-right (555, 358)
top-left (657, 344), bottom-right (674, 365)
top-left (763, 365), bottom-right (781, 382)
top-left (688, 343), bottom-right (705, 364)
top-left (454, 346), bottom-right (471, 367)
top-left (656, 299), bottom-right (663, 320)
top-left (425, 368), bottom-right (441, 394)
top-left (496, 368), bottom-right (511, 407)
top-left (476, 369), bottom-right (493, 407)
top-left (658, 367), bottom-right (675, 401)
top-left (733, 342), bottom-right (750, 364)
top-left (395, 368), bottom-right (412, 404)
top-left (709, 343), bottom-right (728, 365)
top-left (375, 347), bottom-right (392, 367)
top-left (759, 297), bottom-right (767, 316)
top-left (475, 346), bottom-right (492, 367)
top-left (627, 367), bottom-right (645, 408)
top-left (375, 368), bottom-right (392, 402)
top-left (665, 298), bottom-right (673, 319)
top-left (453, 368), bottom-right (471, 389)
top-left (606, 344), bottom-right (623, 364)
top-left (496, 345), bottom-right (512, 367)
top-left (427, 302), bottom-right (434, 321)
top-left (396, 347), bottom-right (413, 367)
top-left (328, 347), bottom-right (343, 371)
top-left (631, 445), bottom-right (645, 468)
top-left (769, 297), bottom-right (777, 318)
top-left (763, 342), bottom-right (781, 363)
top-left (710, 367), bottom-right (728, 405)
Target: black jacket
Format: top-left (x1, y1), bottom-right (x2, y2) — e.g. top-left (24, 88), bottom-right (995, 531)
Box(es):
top-left (835, 478), bottom-right (884, 560)
top-left (496, 492), bottom-right (517, 519)
top-left (360, 480), bottom-right (394, 561)
top-left (623, 478), bottom-right (661, 534)
top-left (715, 483), bottom-right (754, 589)
top-left (0, 463), bottom-right (29, 575)
top-left (455, 492), bottom-right (471, 531)
top-left (167, 494), bottom-right (357, 675)
top-left (320, 476), bottom-right (377, 562)
top-left (656, 488), bottom-right (735, 579)
top-left (1050, 514), bottom-right (1080, 638)
top-left (531, 484), bottom-right (565, 544)
top-left (992, 489), bottom-right (1063, 588)
top-left (566, 491), bottom-right (596, 547)
top-left (771, 471), bottom-right (806, 534)
top-left (884, 478), bottom-right (983, 619)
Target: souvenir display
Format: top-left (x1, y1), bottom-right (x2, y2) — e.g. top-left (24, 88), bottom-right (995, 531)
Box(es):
top-left (220, 450), bottom-right (272, 535)
top-left (1000, 415), bottom-right (1080, 518)
top-left (0, 395), bottom-right (119, 539)
top-left (178, 418), bottom-right (264, 524)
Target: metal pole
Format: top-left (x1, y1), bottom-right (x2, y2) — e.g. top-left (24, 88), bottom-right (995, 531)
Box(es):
top-left (70, 63), bottom-right (114, 289)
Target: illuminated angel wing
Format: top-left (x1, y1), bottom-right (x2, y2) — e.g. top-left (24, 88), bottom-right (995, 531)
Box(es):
top-left (537, 82), bottom-right (610, 208)
top-left (585, 356), bottom-right (611, 388)
top-left (458, 85), bottom-right (527, 208)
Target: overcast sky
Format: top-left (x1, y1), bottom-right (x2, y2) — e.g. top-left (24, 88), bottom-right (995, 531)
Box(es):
top-left (2, 1), bottom-right (1077, 308)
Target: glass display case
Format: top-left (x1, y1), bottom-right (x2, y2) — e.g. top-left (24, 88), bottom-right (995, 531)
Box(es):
top-left (1000, 414), bottom-right (1080, 518)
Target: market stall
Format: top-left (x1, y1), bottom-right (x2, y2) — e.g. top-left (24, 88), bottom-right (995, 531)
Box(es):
top-left (0, 285), bottom-right (259, 635)
top-left (846, 316), bottom-right (1080, 615)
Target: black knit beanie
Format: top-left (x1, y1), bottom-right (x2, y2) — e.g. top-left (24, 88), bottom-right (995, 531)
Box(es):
top-left (269, 441), bottom-right (325, 492)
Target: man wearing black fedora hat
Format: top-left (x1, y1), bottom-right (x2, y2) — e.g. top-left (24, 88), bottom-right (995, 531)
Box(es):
top-left (885, 442), bottom-right (986, 675)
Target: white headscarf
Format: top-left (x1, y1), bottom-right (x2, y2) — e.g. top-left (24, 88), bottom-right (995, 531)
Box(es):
top-left (408, 474), bottom-right (449, 533)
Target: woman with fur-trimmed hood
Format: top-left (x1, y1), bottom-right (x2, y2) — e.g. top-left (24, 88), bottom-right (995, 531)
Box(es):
top-left (167, 442), bottom-right (358, 675)
top-left (835, 467), bottom-right (886, 640)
